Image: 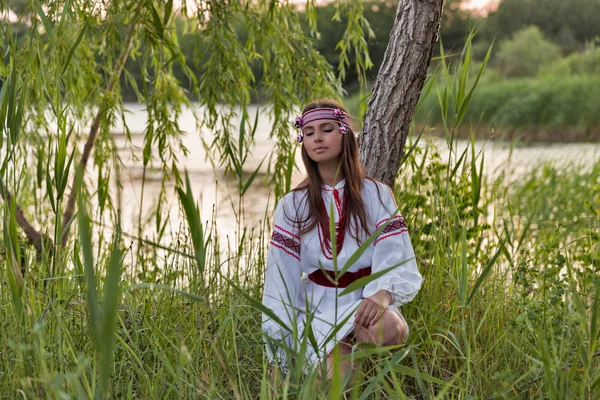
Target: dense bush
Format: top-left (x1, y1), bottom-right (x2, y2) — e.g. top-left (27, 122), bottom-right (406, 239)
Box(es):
top-left (539, 42), bottom-right (600, 77)
top-left (494, 26), bottom-right (562, 78)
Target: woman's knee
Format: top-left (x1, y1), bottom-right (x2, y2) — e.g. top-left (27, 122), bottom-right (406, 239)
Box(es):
top-left (354, 310), bottom-right (407, 346)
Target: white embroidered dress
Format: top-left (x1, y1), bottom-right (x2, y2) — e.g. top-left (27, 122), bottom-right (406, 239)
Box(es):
top-left (262, 179), bottom-right (422, 367)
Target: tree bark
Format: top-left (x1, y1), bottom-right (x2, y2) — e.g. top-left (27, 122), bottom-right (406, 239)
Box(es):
top-left (359, 0), bottom-right (443, 187)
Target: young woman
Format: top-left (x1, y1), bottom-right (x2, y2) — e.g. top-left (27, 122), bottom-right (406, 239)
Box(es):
top-left (262, 99), bottom-right (422, 379)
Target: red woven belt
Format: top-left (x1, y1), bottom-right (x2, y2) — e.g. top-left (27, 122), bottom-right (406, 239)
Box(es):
top-left (307, 267), bottom-right (372, 288)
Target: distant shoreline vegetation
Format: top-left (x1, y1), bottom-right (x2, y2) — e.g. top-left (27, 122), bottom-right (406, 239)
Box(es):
top-left (345, 74), bottom-right (600, 143)
top-left (415, 75), bottom-right (600, 143)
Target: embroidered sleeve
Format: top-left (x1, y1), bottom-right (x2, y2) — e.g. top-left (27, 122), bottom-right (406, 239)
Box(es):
top-left (375, 215), bottom-right (408, 244)
top-left (363, 184), bottom-right (422, 306)
top-left (262, 196), bottom-right (302, 367)
top-left (270, 226), bottom-right (301, 261)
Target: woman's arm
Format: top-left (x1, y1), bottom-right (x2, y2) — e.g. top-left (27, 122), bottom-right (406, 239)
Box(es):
top-left (358, 183), bottom-right (422, 325)
top-left (262, 196), bottom-right (302, 367)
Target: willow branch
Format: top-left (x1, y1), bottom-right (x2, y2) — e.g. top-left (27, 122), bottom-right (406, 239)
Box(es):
top-left (0, 179), bottom-right (54, 253)
top-left (60, 0), bottom-right (145, 247)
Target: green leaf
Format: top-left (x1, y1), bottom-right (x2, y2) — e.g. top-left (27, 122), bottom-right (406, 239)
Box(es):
top-left (58, 148), bottom-right (76, 199)
top-left (466, 236), bottom-right (507, 306)
top-left (0, 74), bottom-right (10, 143)
top-left (238, 109), bottom-right (247, 166)
top-left (338, 213), bottom-right (399, 276)
top-left (456, 40), bottom-right (494, 127)
top-left (6, 65), bottom-right (16, 135)
top-left (241, 154), bottom-right (267, 196)
top-left (99, 228), bottom-right (123, 398)
top-left (399, 127), bottom-right (423, 169)
top-left (77, 169), bottom-right (101, 349)
top-left (58, 0), bottom-right (72, 34)
top-left (150, 3), bottom-right (164, 39)
top-left (46, 164), bottom-right (56, 214)
top-left (36, 146), bottom-right (44, 190)
top-left (10, 84), bottom-right (25, 145)
top-left (36, 0), bottom-right (55, 45)
top-left (61, 20), bottom-right (89, 78)
top-left (450, 146), bottom-right (468, 180)
top-left (320, 307), bottom-right (357, 354)
top-left (3, 197), bottom-right (24, 320)
top-left (458, 229), bottom-right (468, 306)
top-left (338, 260), bottom-right (410, 297)
top-left (163, 0), bottom-right (173, 27)
top-left (176, 171), bottom-right (206, 273)
top-left (410, 346), bottom-right (428, 395)
top-left (456, 36), bottom-right (472, 113)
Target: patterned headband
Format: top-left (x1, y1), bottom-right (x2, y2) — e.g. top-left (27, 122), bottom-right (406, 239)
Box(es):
top-left (294, 107), bottom-right (351, 143)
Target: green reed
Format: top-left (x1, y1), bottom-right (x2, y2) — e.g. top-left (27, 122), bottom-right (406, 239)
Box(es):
top-left (2, 4), bottom-right (599, 399)
top-left (1, 135), bottom-right (598, 398)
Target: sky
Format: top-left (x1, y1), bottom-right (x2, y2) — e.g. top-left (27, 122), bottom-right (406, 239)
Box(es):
top-left (2, 0), bottom-right (501, 24)
top-left (293, 0), bottom-right (500, 15)
top-left (463, 0), bottom-right (500, 13)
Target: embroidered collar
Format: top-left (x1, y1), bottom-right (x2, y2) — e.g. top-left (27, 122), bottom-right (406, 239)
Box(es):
top-left (322, 179), bottom-right (346, 192)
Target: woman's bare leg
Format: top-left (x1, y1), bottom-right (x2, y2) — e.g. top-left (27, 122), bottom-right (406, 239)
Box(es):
top-left (318, 332), bottom-right (354, 380)
top-left (317, 311), bottom-right (405, 386)
top-left (318, 335), bottom-right (354, 381)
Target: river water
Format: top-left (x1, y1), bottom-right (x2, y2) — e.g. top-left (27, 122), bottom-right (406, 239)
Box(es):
top-left (108, 103), bottom-right (600, 247)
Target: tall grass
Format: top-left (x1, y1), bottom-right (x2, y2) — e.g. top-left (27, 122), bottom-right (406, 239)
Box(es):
top-left (2, 23), bottom-right (599, 400)
top-left (2, 135), bottom-right (599, 398)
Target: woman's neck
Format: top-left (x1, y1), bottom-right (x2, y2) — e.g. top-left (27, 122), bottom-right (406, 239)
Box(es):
top-left (318, 161), bottom-right (344, 187)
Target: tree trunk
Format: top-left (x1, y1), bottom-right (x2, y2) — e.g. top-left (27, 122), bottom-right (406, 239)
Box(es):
top-left (359, 0), bottom-right (444, 187)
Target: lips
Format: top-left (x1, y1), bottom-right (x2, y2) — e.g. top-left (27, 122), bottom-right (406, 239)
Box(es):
top-left (314, 147), bottom-right (327, 152)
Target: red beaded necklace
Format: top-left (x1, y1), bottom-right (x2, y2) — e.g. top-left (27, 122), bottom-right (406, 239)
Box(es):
top-left (318, 187), bottom-right (348, 260)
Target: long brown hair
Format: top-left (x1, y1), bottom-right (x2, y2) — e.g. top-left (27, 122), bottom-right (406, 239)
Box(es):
top-left (290, 99), bottom-right (371, 242)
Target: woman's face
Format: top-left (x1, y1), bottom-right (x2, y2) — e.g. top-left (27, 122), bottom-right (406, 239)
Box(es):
top-left (302, 120), bottom-right (343, 164)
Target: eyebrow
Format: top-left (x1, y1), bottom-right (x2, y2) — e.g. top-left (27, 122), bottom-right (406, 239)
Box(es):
top-left (303, 121), bottom-right (336, 131)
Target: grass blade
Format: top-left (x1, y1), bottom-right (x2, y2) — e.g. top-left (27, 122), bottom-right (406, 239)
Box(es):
top-left (3, 198), bottom-right (24, 320)
top-left (77, 170), bottom-right (101, 349)
top-left (176, 171), bottom-right (206, 274)
top-left (338, 212), bottom-right (399, 276)
top-left (98, 228), bottom-right (123, 398)
top-left (338, 259), bottom-right (411, 296)
top-left (467, 236), bottom-right (507, 306)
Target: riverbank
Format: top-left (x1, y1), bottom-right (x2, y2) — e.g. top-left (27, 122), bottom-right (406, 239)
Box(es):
top-left (416, 124), bottom-right (600, 143)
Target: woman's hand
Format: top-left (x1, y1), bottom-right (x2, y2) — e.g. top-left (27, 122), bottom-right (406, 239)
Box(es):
top-left (354, 290), bottom-right (393, 327)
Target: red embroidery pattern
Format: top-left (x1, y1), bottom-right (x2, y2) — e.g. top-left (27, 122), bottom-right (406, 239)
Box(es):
top-left (271, 230), bottom-right (301, 261)
top-left (274, 224), bottom-right (299, 239)
top-left (318, 188), bottom-right (347, 260)
top-left (375, 216), bottom-right (408, 244)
